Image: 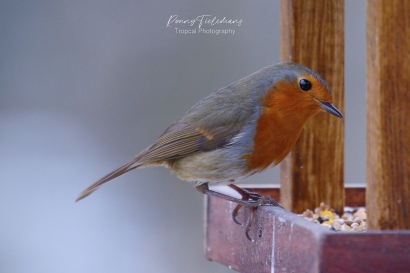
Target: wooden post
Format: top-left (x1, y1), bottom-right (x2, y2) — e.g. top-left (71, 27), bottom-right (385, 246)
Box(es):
top-left (366, 0), bottom-right (410, 230)
top-left (280, 0), bottom-right (345, 213)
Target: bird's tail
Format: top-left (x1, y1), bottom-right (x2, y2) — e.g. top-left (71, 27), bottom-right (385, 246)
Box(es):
top-left (75, 154), bottom-right (146, 202)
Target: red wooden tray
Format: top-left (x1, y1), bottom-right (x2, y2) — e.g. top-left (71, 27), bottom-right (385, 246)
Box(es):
top-left (205, 185), bottom-right (410, 273)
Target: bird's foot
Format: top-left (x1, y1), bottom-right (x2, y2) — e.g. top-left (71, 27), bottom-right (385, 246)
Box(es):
top-left (228, 186), bottom-right (282, 241)
top-left (196, 183), bottom-right (283, 242)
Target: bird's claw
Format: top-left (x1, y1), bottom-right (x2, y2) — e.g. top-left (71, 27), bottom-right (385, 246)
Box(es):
top-left (257, 195), bottom-right (283, 208)
top-left (244, 206), bottom-right (257, 242)
top-left (245, 227), bottom-right (254, 242)
top-left (231, 194), bottom-right (282, 242)
top-left (232, 204), bottom-right (243, 225)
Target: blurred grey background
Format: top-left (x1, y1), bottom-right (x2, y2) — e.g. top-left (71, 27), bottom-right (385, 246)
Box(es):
top-left (0, 1), bottom-right (365, 272)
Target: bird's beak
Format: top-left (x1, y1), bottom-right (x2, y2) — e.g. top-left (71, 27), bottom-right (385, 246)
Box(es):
top-left (317, 101), bottom-right (343, 118)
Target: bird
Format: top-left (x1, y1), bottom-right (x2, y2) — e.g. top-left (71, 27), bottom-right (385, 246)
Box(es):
top-left (76, 62), bottom-right (343, 241)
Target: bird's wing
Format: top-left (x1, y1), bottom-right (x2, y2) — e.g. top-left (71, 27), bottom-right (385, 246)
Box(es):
top-left (139, 121), bottom-right (237, 163)
top-left (76, 88), bottom-right (258, 202)
top-left (75, 121), bottom-right (242, 202)
top-left (140, 86), bottom-right (257, 163)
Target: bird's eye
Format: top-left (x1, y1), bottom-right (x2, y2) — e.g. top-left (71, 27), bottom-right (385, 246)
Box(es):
top-left (299, 79), bottom-right (312, 91)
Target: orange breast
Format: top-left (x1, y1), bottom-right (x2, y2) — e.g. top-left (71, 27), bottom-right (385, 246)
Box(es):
top-left (243, 84), bottom-right (320, 172)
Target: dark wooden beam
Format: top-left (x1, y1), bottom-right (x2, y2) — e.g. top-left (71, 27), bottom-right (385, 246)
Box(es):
top-left (280, 0), bottom-right (345, 214)
top-left (366, 0), bottom-right (410, 230)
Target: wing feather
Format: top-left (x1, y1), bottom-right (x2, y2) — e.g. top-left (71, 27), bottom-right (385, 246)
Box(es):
top-left (76, 86), bottom-right (261, 202)
top-left (75, 122), bottom-right (239, 202)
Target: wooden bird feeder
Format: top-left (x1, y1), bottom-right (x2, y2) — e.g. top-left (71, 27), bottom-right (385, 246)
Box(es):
top-left (204, 1), bottom-right (410, 272)
top-left (205, 185), bottom-right (410, 273)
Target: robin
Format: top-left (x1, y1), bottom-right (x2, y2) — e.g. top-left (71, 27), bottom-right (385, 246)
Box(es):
top-left (76, 62), bottom-right (343, 241)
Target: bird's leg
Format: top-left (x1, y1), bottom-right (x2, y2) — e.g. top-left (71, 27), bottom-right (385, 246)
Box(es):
top-left (228, 184), bottom-right (283, 208)
top-left (196, 183), bottom-right (282, 241)
top-left (227, 184), bottom-right (283, 241)
top-left (196, 183), bottom-right (282, 207)
top-left (228, 184), bottom-right (276, 226)
top-left (228, 184), bottom-right (265, 225)
top-left (196, 183), bottom-right (262, 207)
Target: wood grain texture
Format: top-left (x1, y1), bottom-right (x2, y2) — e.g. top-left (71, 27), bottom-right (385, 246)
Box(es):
top-left (280, 0), bottom-right (345, 214)
top-left (366, 0), bottom-right (410, 230)
top-left (321, 233), bottom-right (410, 273)
top-left (205, 195), bottom-right (410, 273)
top-left (205, 196), bottom-right (326, 273)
